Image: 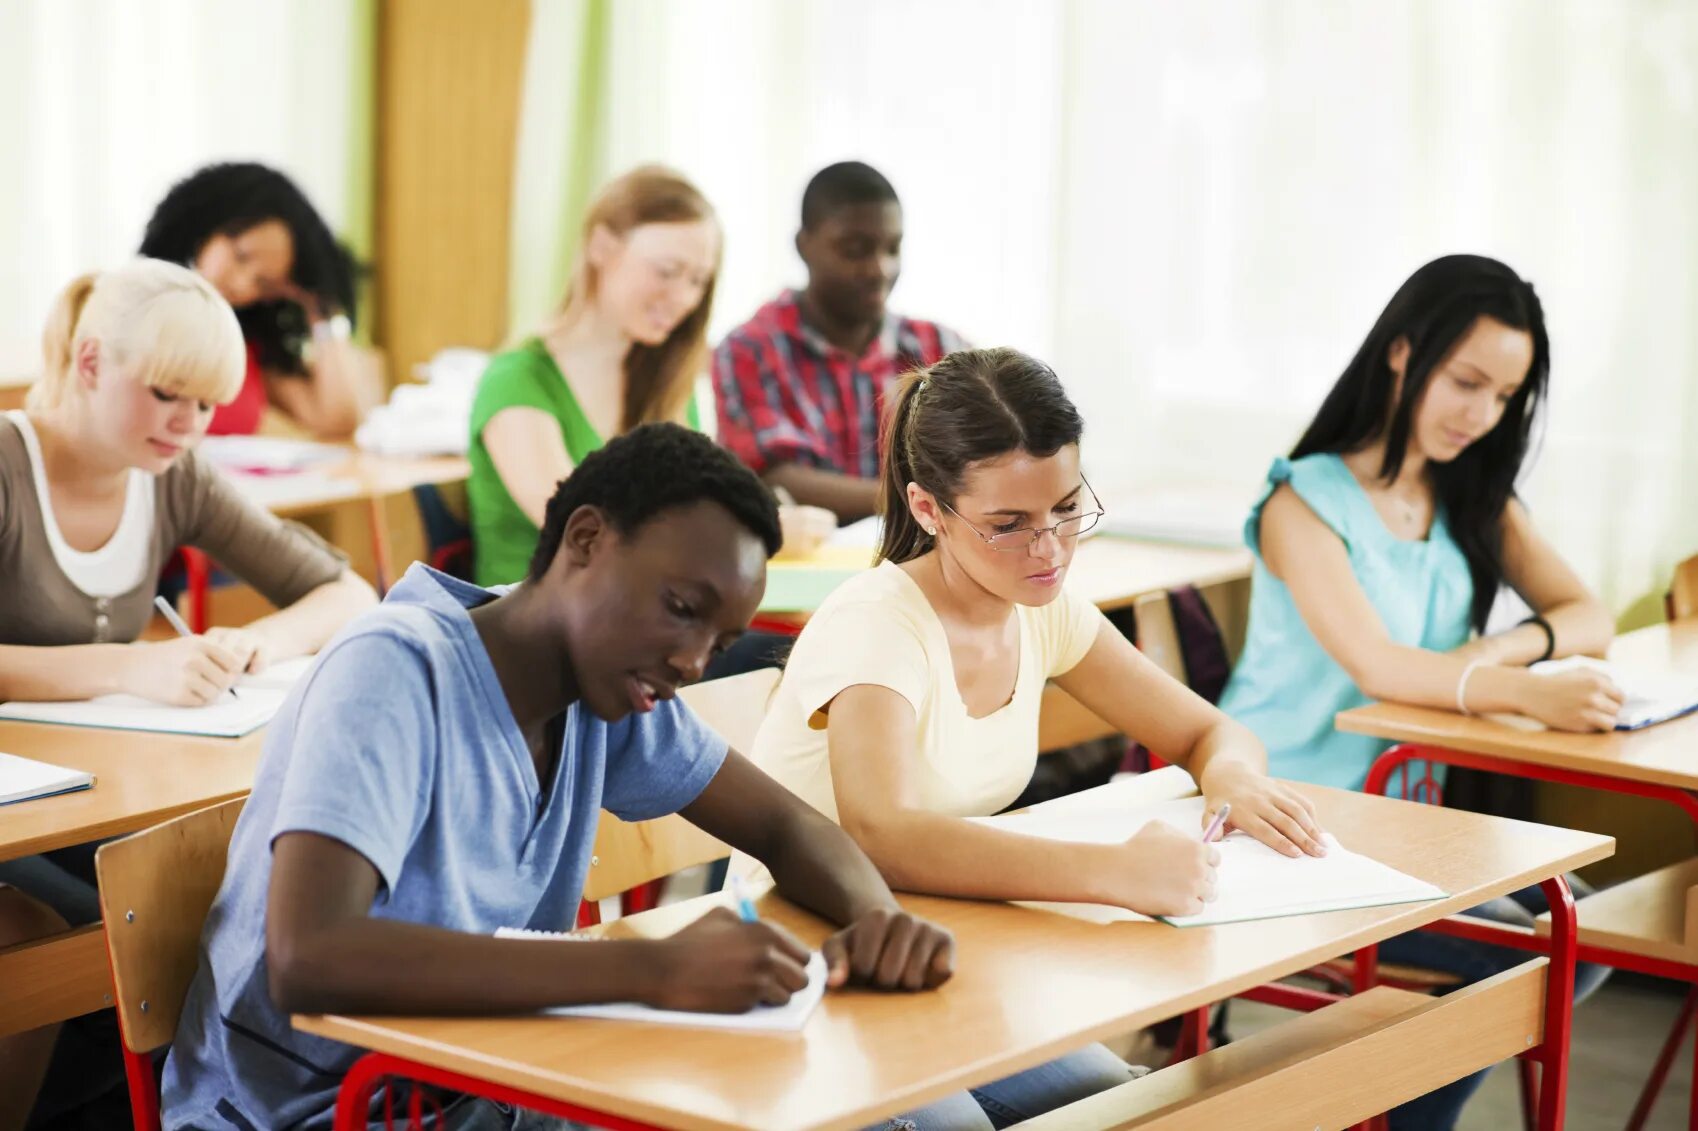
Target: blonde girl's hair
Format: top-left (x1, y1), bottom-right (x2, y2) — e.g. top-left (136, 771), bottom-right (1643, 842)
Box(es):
top-left (29, 258), bottom-right (246, 412)
top-left (546, 165), bottom-right (720, 431)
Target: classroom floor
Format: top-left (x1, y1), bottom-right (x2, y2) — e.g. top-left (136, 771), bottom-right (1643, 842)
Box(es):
top-left (1232, 972), bottom-right (1694, 1130)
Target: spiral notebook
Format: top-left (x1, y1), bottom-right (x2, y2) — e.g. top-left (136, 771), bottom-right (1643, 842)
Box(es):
top-left (494, 926), bottom-right (827, 1032)
top-left (971, 790), bottom-right (1445, 928)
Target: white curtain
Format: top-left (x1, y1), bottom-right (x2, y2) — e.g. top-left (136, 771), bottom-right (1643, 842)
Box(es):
top-left (580, 0), bottom-right (1698, 616)
top-left (0, 0), bottom-right (366, 376)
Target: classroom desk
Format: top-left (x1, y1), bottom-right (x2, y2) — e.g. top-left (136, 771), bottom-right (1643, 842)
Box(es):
top-left (0, 722), bottom-right (266, 1036)
top-left (227, 451), bottom-right (469, 592)
top-left (295, 779), bottom-right (1609, 1131)
top-left (1337, 618), bottom-right (1698, 1127)
top-left (760, 534), bottom-right (1251, 616)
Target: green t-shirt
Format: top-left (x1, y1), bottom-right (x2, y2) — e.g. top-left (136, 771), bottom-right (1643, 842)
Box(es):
top-left (467, 338), bottom-right (702, 586)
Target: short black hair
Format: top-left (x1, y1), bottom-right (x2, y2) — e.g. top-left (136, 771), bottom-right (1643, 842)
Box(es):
top-left (528, 423), bottom-right (783, 581)
top-left (800, 161), bottom-right (899, 230)
top-left (140, 162), bottom-right (358, 377)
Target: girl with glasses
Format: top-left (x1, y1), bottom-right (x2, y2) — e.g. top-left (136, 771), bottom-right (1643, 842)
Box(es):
top-left (731, 346), bottom-right (1320, 1130)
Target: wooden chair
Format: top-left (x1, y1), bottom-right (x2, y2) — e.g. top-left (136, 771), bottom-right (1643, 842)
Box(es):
top-left (1668, 553), bottom-right (1698, 621)
top-left (578, 667), bottom-right (781, 925)
top-left (93, 798), bottom-right (246, 1131)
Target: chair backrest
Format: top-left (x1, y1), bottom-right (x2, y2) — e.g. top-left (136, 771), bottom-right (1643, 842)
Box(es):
top-left (583, 667), bottom-right (781, 902)
top-left (1670, 553), bottom-right (1698, 622)
top-left (94, 798), bottom-right (245, 1053)
top-left (1133, 590), bottom-right (1186, 680)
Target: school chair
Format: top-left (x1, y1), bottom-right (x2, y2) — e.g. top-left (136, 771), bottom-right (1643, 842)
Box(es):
top-left (93, 797), bottom-right (247, 1131)
top-left (1668, 552), bottom-right (1698, 621)
top-left (576, 667), bottom-right (781, 927)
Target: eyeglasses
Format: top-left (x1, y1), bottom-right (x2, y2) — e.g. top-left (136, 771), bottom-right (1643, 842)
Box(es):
top-left (936, 478), bottom-right (1106, 551)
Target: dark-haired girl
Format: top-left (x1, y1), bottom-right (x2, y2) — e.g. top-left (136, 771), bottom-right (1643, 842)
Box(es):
top-left (141, 161), bottom-right (367, 438)
top-left (1218, 254), bottom-right (1616, 1130)
top-left (736, 346), bottom-right (1322, 1129)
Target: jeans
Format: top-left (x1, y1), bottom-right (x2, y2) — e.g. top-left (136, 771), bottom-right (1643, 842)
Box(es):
top-left (1382, 876), bottom-right (1609, 1131)
top-left (2, 845), bottom-right (131, 1130)
top-left (431, 1095), bottom-right (589, 1131)
top-left (872, 1043), bottom-right (1143, 1130)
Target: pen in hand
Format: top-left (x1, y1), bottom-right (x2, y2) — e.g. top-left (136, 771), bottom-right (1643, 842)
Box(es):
top-left (729, 875), bottom-right (759, 923)
top-left (153, 595), bottom-right (241, 702)
top-left (1201, 802), bottom-right (1231, 844)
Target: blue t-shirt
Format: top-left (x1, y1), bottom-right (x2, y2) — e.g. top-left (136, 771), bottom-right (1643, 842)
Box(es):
top-left (1217, 454), bottom-right (1474, 792)
top-left (161, 564), bottom-right (728, 1131)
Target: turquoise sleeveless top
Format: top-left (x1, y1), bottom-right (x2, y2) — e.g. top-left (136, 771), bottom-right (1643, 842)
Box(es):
top-left (1217, 454), bottom-right (1474, 791)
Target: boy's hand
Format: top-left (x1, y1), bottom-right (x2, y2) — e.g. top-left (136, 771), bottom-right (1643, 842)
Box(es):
top-left (649, 906), bottom-right (811, 1013)
top-left (821, 905), bottom-right (954, 992)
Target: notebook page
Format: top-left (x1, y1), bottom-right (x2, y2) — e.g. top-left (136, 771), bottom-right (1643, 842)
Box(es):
top-left (494, 928), bottom-right (826, 1032)
top-left (973, 796), bottom-right (1445, 928)
top-left (0, 655), bottom-right (315, 737)
top-left (0, 751), bottom-right (95, 805)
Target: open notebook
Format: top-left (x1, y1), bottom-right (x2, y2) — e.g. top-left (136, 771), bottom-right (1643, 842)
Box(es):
top-left (0, 656), bottom-right (315, 738)
top-left (0, 751), bottom-right (95, 805)
top-left (1529, 655), bottom-right (1698, 731)
top-left (972, 792), bottom-right (1445, 928)
top-left (494, 927), bottom-right (827, 1032)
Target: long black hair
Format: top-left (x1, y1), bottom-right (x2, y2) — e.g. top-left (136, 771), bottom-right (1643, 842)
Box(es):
top-left (139, 162), bottom-right (356, 376)
top-left (878, 347), bottom-right (1084, 565)
top-left (1293, 254), bottom-right (1550, 631)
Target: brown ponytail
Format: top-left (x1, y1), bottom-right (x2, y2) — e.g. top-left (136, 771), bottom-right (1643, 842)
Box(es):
top-left (29, 273), bottom-right (99, 410)
top-left (876, 368), bottom-right (932, 564)
top-left (875, 346), bottom-right (1084, 565)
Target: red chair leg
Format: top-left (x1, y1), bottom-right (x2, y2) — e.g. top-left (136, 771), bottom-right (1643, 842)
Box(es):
top-left (1625, 984), bottom-right (1697, 1131)
top-left (619, 880), bottom-right (663, 917)
top-left (179, 546), bottom-right (211, 633)
top-left (120, 1045), bottom-right (161, 1131)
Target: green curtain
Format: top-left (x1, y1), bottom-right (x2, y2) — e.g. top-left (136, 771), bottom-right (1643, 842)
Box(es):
top-left (507, 0), bottom-right (611, 341)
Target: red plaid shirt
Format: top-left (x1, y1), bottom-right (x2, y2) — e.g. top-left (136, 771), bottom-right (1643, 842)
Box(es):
top-left (713, 290), bottom-right (965, 477)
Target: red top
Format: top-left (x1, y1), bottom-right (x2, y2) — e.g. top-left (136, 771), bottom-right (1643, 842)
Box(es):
top-left (208, 341), bottom-right (267, 436)
top-left (711, 290), bottom-right (965, 477)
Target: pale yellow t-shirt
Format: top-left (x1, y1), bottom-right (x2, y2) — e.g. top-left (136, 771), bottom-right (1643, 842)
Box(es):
top-left (734, 560), bottom-right (1105, 880)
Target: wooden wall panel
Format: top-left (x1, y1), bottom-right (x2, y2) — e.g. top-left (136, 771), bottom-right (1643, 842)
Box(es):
top-left (376, 0), bottom-right (530, 382)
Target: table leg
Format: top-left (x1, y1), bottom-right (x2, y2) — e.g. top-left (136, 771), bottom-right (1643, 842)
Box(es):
top-left (367, 495), bottom-right (395, 596)
top-left (1535, 875), bottom-right (1576, 1131)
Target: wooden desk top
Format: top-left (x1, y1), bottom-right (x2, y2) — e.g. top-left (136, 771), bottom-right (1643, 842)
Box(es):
top-left (0, 722), bottom-right (263, 863)
top-left (759, 534), bottom-right (1251, 616)
top-left (1067, 535), bottom-right (1252, 611)
top-left (1337, 621), bottom-right (1698, 791)
top-left (295, 781), bottom-right (1609, 1131)
top-left (230, 451), bottom-right (469, 517)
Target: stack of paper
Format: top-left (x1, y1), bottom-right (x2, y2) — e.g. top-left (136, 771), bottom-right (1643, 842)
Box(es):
top-left (972, 793), bottom-right (1445, 928)
top-left (494, 926), bottom-right (826, 1031)
top-left (0, 751), bottom-right (95, 805)
top-left (0, 656), bottom-right (315, 738)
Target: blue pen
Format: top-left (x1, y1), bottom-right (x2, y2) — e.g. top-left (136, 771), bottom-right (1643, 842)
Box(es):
top-left (1201, 802), bottom-right (1232, 844)
top-left (729, 875), bottom-right (759, 922)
